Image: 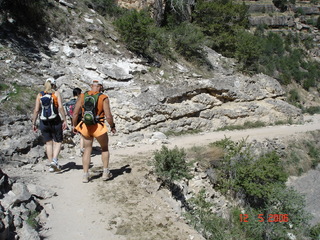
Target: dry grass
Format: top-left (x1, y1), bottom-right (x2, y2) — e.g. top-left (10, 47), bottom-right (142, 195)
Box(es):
top-left (188, 145), bottom-right (225, 170)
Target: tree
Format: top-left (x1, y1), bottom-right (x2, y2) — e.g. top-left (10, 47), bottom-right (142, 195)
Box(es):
top-left (0, 0), bottom-right (48, 30)
top-left (192, 0), bottom-right (249, 57)
top-left (235, 30), bottom-right (262, 70)
top-left (114, 9), bottom-right (153, 56)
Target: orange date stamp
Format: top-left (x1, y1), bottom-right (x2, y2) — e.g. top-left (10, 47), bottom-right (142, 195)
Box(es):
top-left (240, 214), bottom-right (289, 222)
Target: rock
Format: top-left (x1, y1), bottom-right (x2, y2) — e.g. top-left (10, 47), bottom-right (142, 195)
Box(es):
top-left (16, 222), bottom-right (40, 240)
top-left (35, 209), bottom-right (48, 224)
top-left (100, 64), bottom-right (134, 81)
top-left (151, 132), bottom-right (167, 140)
top-left (249, 15), bottom-right (295, 27)
top-left (62, 45), bottom-right (75, 58)
top-left (27, 184), bottom-right (56, 199)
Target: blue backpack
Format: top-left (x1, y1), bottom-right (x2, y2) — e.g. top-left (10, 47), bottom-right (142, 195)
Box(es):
top-left (39, 91), bottom-right (58, 120)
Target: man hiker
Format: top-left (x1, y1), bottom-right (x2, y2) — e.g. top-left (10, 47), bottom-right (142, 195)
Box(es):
top-left (72, 79), bottom-right (116, 183)
top-left (65, 87), bottom-right (84, 155)
top-left (32, 78), bottom-right (67, 172)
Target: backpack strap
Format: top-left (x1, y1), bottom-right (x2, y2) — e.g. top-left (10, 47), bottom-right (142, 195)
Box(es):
top-left (40, 91), bottom-right (52, 96)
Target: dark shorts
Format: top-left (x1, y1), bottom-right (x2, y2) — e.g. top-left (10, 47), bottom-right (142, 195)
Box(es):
top-left (40, 117), bottom-right (63, 143)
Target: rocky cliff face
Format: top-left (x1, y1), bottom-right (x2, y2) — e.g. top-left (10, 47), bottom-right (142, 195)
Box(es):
top-left (0, 0), bottom-right (306, 164)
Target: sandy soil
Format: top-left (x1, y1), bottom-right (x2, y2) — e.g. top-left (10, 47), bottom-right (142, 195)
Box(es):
top-left (5, 114), bottom-right (320, 240)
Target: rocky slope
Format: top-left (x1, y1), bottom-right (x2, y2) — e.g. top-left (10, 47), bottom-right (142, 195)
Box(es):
top-left (0, 0), bottom-right (310, 165)
top-left (1, 0), bottom-right (320, 239)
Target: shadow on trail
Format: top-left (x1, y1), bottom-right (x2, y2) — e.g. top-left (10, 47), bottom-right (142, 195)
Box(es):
top-left (90, 164), bottom-right (132, 181)
top-left (55, 162), bottom-right (83, 174)
top-left (91, 146), bottom-right (102, 156)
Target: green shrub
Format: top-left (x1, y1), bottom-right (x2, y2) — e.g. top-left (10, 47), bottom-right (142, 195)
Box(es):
top-left (266, 186), bottom-right (311, 237)
top-left (0, 83), bottom-right (40, 115)
top-left (295, 7), bottom-right (305, 17)
top-left (236, 151), bottom-right (288, 207)
top-left (217, 121), bottom-right (265, 131)
top-left (26, 211), bottom-right (40, 229)
top-left (235, 30), bottom-right (262, 70)
top-left (114, 9), bottom-right (170, 59)
top-left (263, 32), bottom-right (285, 57)
top-left (185, 189), bottom-right (236, 240)
top-left (0, 83), bottom-right (9, 91)
top-left (273, 0), bottom-right (292, 12)
top-left (239, 186), bottom-right (310, 240)
top-left (317, 16), bottom-right (320, 30)
top-left (310, 223), bottom-right (320, 240)
top-left (212, 138), bottom-right (288, 207)
top-left (114, 9), bottom-right (154, 56)
top-left (303, 78), bottom-right (316, 90)
top-left (153, 145), bottom-right (192, 182)
top-left (235, 29), bottom-right (320, 88)
top-left (164, 129), bottom-right (201, 137)
top-left (210, 138), bottom-right (311, 239)
top-left (287, 89), bottom-right (300, 105)
top-left (147, 26), bottom-right (171, 57)
top-left (304, 141), bottom-right (320, 168)
top-left (172, 22), bottom-right (206, 62)
top-left (193, 0), bottom-right (249, 57)
top-left (187, 188), bottom-right (310, 240)
top-left (86, 0), bottom-right (125, 17)
top-left (0, 0), bottom-right (47, 32)
top-left (303, 106), bottom-right (320, 115)
top-left (164, 0), bottom-right (192, 25)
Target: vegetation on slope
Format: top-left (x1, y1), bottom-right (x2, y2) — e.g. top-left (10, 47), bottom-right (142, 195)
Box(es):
top-left (1, 0), bottom-right (320, 110)
top-left (152, 139), bottom-right (314, 239)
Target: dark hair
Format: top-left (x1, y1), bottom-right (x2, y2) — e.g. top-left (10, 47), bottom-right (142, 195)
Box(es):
top-left (73, 87), bottom-right (82, 97)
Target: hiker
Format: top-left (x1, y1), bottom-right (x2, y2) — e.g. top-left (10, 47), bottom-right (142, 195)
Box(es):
top-left (32, 78), bottom-right (67, 172)
top-left (65, 87), bottom-right (84, 154)
top-left (72, 79), bottom-right (116, 183)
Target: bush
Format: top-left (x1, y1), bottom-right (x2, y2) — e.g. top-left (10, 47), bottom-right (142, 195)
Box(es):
top-left (303, 106), bottom-right (320, 115)
top-left (235, 151), bottom-right (288, 207)
top-left (164, 0), bottom-right (193, 25)
top-left (114, 9), bottom-right (154, 56)
top-left (235, 30), bottom-right (262, 70)
top-left (287, 89), bottom-right (300, 105)
top-left (172, 22), bottom-right (206, 62)
top-left (263, 32), bottom-right (285, 57)
top-left (86, 0), bottom-right (125, 17)
top-left (212, 138), bottom-right (288, 207)
top-left (153, 145), bottom-right (192, 182)
top-left (0, 0), bottom-right (48, 32)
top-left (317, 16), bottom-right (320, 30)
top-left (193, 0), bottom-right (249, 57)
top-left (208, 138), bottom-right (311, 239)
top-left (0, 83), bottom-right (40, 115)
top-left (273, 0), bottom-right (292, 12)
top-left (310, 223), bottom-right (320, 240)
top-left (217, 121), bottom-right (265, 131)
top-left (0, 83), bottom-right (9, 91)
top-left (239, 186), bottom-right (310, 240)
top-left (185, 189), bottom-right (236, 240)
top-left (26, 211), bottom-right (40, 230)
top-left (114, 9), bottom-right (170, 59)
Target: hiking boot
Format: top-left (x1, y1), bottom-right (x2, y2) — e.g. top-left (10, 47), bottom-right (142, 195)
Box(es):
top-left (102, 171), bottom-right (112, 181)
top-left (82, 173), bottom-right (90, 183)
top-left (49, 161), bottom-right (61, 172)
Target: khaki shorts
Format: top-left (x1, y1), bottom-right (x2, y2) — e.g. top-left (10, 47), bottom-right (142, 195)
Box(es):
top-left (75, 121), bottom-right (108, 138)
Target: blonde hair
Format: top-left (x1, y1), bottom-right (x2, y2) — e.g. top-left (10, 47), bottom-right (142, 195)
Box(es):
top-left (44, 81), bottom-right (55, 93)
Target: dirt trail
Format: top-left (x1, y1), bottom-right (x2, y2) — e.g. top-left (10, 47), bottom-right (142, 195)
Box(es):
top-left (34, 114), bottom-right (320, 239)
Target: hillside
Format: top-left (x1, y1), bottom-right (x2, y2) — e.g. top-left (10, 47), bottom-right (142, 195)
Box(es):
top-left (1, 0), bottom-right (320, 239)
